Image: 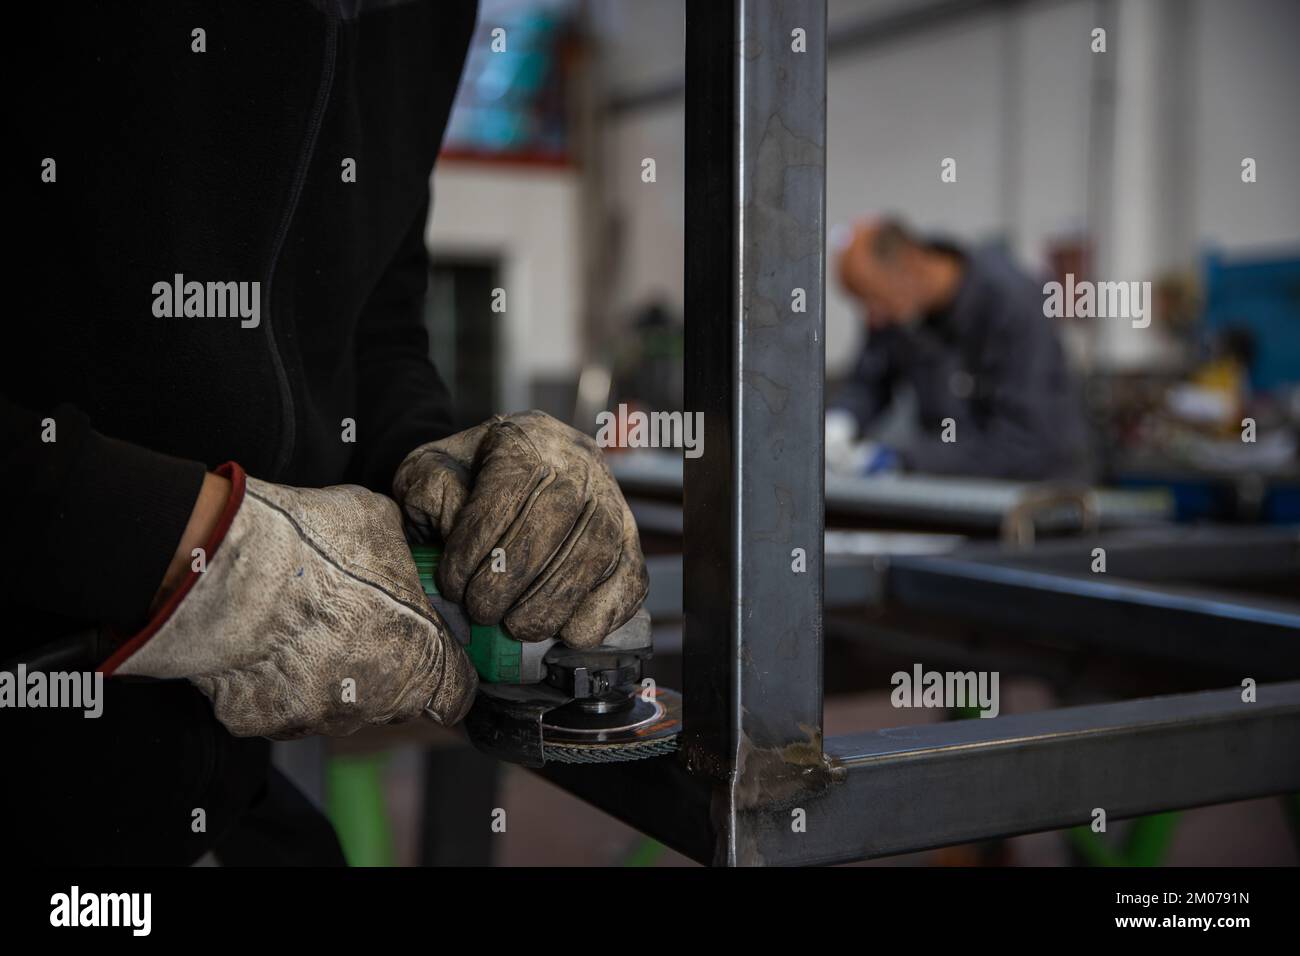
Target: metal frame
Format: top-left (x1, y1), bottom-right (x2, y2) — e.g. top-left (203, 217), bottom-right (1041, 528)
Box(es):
top-left (615, 460), bottom-right (1175, 533)
top-left (544, 682), bottom-right (1300, 866)
top-left (679, 0), bottom-right (828, 864)
top-left (644, 524), bottom-right (1300, 680)
top-left (538, 0), bottom-right (1300, 866)
top-left (888, 532), bottom-right (1300, 679)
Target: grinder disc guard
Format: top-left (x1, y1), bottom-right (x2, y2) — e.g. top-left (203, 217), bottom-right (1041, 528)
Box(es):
top-left (541, 686), bottom-right (682, 764)
top-left (411, 544), bottom-right (680, 766)
top-left (465, 681), bottom-right (682, 767)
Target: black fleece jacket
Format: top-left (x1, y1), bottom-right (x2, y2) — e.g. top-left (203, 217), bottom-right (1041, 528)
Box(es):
top-left (2, 0), bottom-right (477, 863)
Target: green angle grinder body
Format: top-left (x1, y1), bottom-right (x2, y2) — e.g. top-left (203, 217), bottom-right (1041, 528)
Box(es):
top-left (411, 544), bottom-right (681, 767)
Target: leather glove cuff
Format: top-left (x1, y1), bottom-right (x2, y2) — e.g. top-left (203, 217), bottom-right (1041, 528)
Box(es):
top-left (100, 461), bottom-right (246, 676)
top-left (98, 465), bottom-right (476, 738)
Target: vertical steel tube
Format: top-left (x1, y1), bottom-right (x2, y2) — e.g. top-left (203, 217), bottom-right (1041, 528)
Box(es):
top-left (683, 0), bottom-right (828, 865)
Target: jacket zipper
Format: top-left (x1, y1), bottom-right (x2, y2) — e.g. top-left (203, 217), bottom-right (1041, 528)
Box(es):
top-left (263, 3), bottom-right (340, 477)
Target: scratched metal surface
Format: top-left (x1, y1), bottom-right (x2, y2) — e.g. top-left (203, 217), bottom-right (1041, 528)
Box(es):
top-left (681, 0), bottom-right (831, 865)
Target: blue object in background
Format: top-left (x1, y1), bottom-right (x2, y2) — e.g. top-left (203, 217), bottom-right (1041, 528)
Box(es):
top-left (1202, 249), bottom-right (1300, 392)
top-left (864, 445), bottom-right (900, 476)
top-left (443, 2), bottom-right (575, 159)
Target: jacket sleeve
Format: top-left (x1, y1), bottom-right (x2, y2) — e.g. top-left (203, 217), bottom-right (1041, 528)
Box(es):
top-left (349, 195), bottom-right (457, 494)
top-left (0, 398), bottom-right (206, 634)
top-left (897, 311), bottom-right (1081, 481)
top-left (828, 330), bottom-right (897, 433)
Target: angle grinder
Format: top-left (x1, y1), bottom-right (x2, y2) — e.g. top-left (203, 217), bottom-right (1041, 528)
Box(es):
top-left (411, 544), bottom-right (681, 767)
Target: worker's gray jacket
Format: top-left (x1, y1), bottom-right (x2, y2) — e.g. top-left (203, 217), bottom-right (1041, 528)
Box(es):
top-left (832, 244), bottom-right (1091, 481)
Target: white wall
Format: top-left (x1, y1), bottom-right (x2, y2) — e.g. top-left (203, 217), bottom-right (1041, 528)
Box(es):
top-left (582, 0), bottom-right (1300, 374)
top-left (1191, 0), bottom-right (1300, 251)
top-left (1010, 0), bottom-right (1095, 267)
top-left (603, 105), bottom-right (685, 323)
top-left (824, 11), bottom-right (1008, 370)
top-left (426, 161), bottom-right (583, 410)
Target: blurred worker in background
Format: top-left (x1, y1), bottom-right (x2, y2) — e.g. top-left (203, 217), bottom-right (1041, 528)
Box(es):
top-left (827, 218), bottom-right (1090, 481)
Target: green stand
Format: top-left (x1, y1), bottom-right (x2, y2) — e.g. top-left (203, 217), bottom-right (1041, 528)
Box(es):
top-left (323, 545), bottom-right (528, 868)
top-left (621, 837), bottom-right (667, 867)
top-left (326, 755), bottom-right (395, 867)
top-left (1069, 811), bottom-right (1181, 867)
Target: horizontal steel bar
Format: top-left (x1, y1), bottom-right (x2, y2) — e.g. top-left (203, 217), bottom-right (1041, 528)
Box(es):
top-left (540, 752), bottom-right (716, 864)
top-left (644, 552), bottom-right (884, 621)
top-left (614, 457), bottom-right (1173, 529)
top-left (543, 681), bottom-right (1300, 866)
top-left (794, 681), bottom-right (1300, 865)
top-left (889, 554), bottom-right (1300, 678)
top-left (964, 525), bottom-right (1300, 585)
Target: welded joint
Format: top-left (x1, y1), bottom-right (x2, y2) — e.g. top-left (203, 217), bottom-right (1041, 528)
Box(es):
top-left (693, 727), bottom-right (848, 866)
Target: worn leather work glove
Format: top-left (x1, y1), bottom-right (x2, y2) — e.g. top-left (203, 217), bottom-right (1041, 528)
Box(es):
top-left (101, 464), bottom-right (477, 739)
top-left (393, 410), bottom-right (648, 648)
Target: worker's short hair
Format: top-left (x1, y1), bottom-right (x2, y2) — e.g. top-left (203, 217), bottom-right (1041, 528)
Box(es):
top-left (871, 219), bottom-right (915, 263)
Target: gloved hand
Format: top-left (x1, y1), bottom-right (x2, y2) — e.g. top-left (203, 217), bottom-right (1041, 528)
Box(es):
top-left (825, 409), bottom-right (899, 477)
top-left (102, 464), bottom-right (477, 739)
top-left (855, 441), bottom-right (900, 476)
top-left (825, 408), bottom-right (862, 475)
top-left (393, 410), bottom-right (648, 648)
